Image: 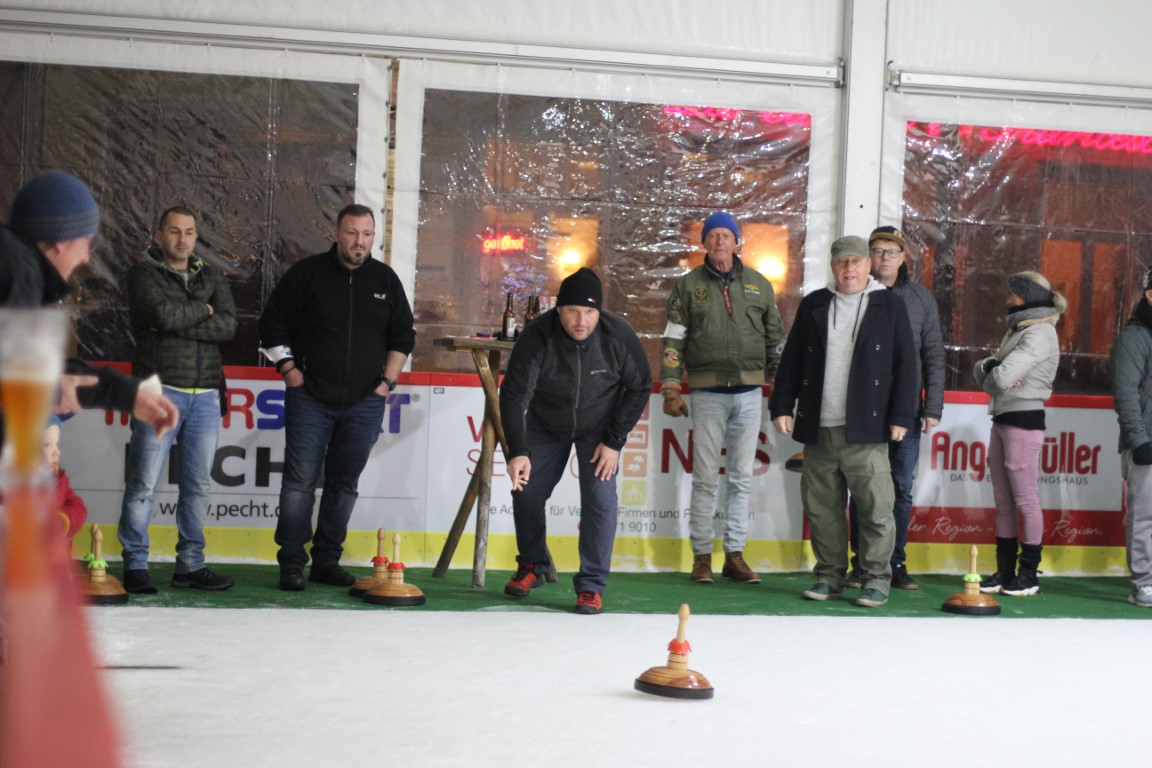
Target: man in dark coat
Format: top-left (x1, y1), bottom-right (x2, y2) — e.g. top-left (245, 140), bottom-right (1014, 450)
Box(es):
top-left (769, 235), bottom-right (918, 608)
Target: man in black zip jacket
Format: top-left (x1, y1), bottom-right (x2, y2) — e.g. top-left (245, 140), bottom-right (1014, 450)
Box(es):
top-left (499, 268), bottom-right (651, 614)
top-left (259, 203), bottom-right (415, 591)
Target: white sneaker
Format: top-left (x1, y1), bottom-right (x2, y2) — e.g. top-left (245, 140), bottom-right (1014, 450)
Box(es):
top-left (1129, 585), bottom-right (1152, 608)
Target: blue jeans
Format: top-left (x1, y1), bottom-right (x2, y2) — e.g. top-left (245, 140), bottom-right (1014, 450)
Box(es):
top-left (688, 389), bottom-right (761, 554)
top-left (512, 414), bottom-right (619, 595)
top-left (849, 428), bottom-right (920, 568)
top-left (118, 388), bottom-right (221, 574)
top-left (275, 385), bottom-right (388, 569)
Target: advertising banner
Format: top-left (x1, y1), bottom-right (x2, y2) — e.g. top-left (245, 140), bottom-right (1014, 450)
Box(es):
top-left (63, 373), bottom-right (1126, 574)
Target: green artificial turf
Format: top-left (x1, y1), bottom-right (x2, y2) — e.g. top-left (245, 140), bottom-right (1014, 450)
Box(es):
top-left (95, 563), bottom-right (1152, 620)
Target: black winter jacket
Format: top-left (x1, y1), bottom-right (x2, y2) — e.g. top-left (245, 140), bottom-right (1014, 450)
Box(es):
top-left (0, 226), bottom-right (136, 413)
top-left (889, 263), bottom-right (945, 421)
top-left (769, 286), bottom-right (918, 446)
top-left (126, 248), bottom-right (236, 389)
top-left (258, 246), bottom-right (416, 408)
top-left (500, 310), bottom-right (652, 458)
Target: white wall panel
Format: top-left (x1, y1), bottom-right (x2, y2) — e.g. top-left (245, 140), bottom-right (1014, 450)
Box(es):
top-left (888, 0), bottom-right (1152, 87)
top-left (1, 0), bottom-right (844, 62)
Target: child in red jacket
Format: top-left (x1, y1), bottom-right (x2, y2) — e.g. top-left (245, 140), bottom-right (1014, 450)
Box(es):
top-left (44, 416), bottom-right (87, 548)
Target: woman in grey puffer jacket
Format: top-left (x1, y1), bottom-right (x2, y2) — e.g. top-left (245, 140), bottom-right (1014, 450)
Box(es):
top-left (973, 271), bottom-right (1065, 597)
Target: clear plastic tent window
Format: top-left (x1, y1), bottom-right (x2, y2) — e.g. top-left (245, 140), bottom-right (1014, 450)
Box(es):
top-left (0, 61), bottom-right (359, 366)
top-left (901, 121), bottom-right (1152, 396)
top-left (412, 90), bottom-right (812, 374)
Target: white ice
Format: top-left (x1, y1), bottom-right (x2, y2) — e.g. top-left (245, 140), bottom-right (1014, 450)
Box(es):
top-left (89, 607), bottom-right (1151, 768)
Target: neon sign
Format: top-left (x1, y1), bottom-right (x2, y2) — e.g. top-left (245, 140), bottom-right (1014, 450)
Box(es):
top-left (916, 122), bottom-right (1152, 155)
top-left (663, 105), bottom-right (812, 127)
top-left (482, 231), bottom-right (529, 254)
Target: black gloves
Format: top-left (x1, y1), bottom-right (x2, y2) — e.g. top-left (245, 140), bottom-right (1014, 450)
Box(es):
top-left (982, 358), bottom-right (1001, 374)
top-left (1133, 443), bottom-right (1152, 466)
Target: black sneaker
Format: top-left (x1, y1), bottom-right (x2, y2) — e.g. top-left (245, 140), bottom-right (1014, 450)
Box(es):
top-left (280, 567), bottom-right (305, 592)
top-left (171, 567), bottom-right (235, 591)
top-left (890, 564), bottom-right (920, 590)
top-left (843, 570), bottom-right (863, 590)
top-left (123, 569), bottom-right (158, 594)
top-left (309, 563), bottom-right (356, 587)
top-left (1001, 571), bottom-right (1041, 597)
top-left (979, 571), bottom-right (1012, 594)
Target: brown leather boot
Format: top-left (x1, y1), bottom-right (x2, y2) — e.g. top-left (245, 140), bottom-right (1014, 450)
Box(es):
top-left (722, 551), bottom-right (761, 584)
top-left (691, 553), bottom-right (713, 583)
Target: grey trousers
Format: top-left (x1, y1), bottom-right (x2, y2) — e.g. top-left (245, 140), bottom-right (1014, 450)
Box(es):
top-left (1122, 450), bottom-right (1152, 590)
top-left (803, 426), bottom-right (895, 595)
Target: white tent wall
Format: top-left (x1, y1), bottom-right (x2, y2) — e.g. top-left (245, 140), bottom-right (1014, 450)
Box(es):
top-left (889, 0), bottom-right (1152, 87)
top-left (0, 1), bottom-right (843, 63)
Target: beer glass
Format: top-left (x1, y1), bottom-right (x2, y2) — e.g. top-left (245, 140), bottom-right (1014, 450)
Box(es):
top-left (0, 308), bottom-right (68, 476)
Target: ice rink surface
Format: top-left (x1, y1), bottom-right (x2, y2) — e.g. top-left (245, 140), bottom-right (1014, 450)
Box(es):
top-left (90, 607), bottom-right (1151, 767)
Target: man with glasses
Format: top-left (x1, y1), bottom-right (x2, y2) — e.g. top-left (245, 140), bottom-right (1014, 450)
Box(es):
top-left (844, 226), bottom-right (945, 591)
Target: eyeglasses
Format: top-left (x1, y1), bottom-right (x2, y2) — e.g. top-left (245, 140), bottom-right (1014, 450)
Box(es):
top-left (869, 248), bottom-right (902, 259)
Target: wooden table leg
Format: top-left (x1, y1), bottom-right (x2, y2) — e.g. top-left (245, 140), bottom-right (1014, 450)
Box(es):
top-left (432, 468), bottom-right (480, 578)
top-left (472, 418), bottom-right (495, 589)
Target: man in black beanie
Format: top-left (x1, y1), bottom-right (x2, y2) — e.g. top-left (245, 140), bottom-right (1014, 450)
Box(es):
top-left (0, 170), bottom-right (179, 434)
top-left (499, 267), bottom-right (651, 614)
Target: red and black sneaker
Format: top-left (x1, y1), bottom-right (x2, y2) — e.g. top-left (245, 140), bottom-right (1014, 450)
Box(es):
top-left (504, 564), bottom-right (543, 597)
top-left (574, 591), bottom-right (602, 615)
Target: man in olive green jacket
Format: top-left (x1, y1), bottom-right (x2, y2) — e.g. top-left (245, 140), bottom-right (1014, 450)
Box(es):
top-left (118, 206), bottom-right (237, 594)
top-left (661, 211), bottom-right (784, 584)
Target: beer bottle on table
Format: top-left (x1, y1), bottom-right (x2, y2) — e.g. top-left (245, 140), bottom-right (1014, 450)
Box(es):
top-left (501, 292), bottom-right (517, 341)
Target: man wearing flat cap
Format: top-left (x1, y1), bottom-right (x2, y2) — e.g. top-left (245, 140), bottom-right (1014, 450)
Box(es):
top-left (769, 235), bottom-right (918, 608)
top-left (500, 267), bottom-right (651, 615)
top-left (661, 211), bottom-right (784, 585)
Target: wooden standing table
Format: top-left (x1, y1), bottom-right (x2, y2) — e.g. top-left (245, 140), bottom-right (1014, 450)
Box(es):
top-left (431, 336), bottom-right (512, 588)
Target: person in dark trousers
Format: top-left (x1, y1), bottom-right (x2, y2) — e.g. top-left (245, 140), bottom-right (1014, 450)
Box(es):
top-left (769, 235), bottom-right (918, 609)
top-left (500, 268), bottom-right (651, 615)
top-left (259, 203), bottom-right (415, 592)
top-left (845, 226), bottom-right (945, 591)
top-left (117, 206), bottom-right (237, 594)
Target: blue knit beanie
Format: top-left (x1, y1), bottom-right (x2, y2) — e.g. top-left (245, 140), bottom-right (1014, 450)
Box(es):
top-left (701, 211), bottom-right (740, 243)
top-left (9, 171), bottom-right (100, 243)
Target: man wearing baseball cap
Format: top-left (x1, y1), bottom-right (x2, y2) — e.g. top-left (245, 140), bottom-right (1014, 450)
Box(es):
top-left (769, 235), bottom-right (918, 608)
top-left (500, 267), bottom-right (651, 614)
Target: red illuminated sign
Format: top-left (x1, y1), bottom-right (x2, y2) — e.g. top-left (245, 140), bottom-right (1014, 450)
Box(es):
top-left (482, 231), bottom-right (529, 255)
top-left (663, 105), bottom-right (812, 127)
top-left (916, 122), bottom-right (1152, 155)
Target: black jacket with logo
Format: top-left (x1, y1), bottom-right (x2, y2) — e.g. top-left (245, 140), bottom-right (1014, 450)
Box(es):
top-left (500, 309), bottom-right (652, 458)
top-left (258, 245), bottom-right (416, 408)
